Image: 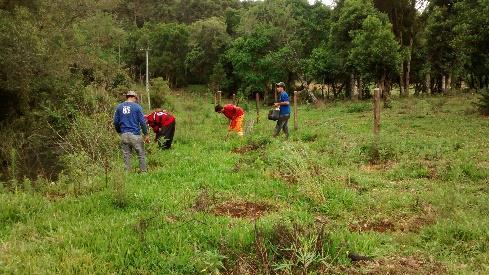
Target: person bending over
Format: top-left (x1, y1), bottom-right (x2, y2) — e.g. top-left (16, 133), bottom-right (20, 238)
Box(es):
top-left (146, 108), bottom-right (176, 149)
top-left (215, 104), bottom-right (245, 137)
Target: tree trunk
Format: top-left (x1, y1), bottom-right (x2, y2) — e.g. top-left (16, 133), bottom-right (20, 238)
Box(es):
top-left (357, 77), bottom-right (363, 100)
top-left (426, 73), bottom-right (431, 94)
top-left (446, 73), bottom-right (452, 92)
top-left (351, 73), bottom-right (358, 100)
top-left (332, 81), bottom-right (336, 99)
top-left (405, 30), bottom-right (413, 96)
top-left (399, 31), bottom-right (405, 97)
top-left (442, 75), bottom-right (446, 94)
top-left (321, 77), bottom-right (325, 99)
top-left (380, 71), bottom-right (391, 108)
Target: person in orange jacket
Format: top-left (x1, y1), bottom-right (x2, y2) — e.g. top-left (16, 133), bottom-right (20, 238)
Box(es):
top-left (145, 108), bottom-right (176, 149)
top-left (215, 104), bottom-right (245, 137)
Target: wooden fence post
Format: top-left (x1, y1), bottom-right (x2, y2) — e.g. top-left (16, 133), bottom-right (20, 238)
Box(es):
top-left (217, 91), bottom-right (222, 105)
top-left (373, 88), bottom-right (381, 139)
top-left (294, 91), bottom-right (298, 130)
top-left (255, 93), bottom-right (260, 123)
top-left (232, 93), bottom-right (236, 105)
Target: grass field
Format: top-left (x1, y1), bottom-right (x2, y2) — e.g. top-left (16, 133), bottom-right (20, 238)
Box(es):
top-left (1, 92), bottom-right (489, 274)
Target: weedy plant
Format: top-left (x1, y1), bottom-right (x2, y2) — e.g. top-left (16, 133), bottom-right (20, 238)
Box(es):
top-left (475, 88), bottom-right (489, 115)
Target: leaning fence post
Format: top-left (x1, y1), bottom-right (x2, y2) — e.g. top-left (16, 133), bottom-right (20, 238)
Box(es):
top-left (255, 93), bottom-right (260, 123)
top-left (373, 88), bottom-right (381, 139)
top-left (294, 91), bottom-right (298, 130)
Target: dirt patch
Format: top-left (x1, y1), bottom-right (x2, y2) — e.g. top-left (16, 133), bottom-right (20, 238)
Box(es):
top-left (343, 255), bottom-right (447, 274)
top-left (211, 200), bottom-right (273, 219)
top-left (350, 219), bottom-right (396, 233)
top-left (232, 144), bottom-right (262, 154)
top-left (193, 189), bottom-right (216, 212)
top-left (350, 205), bottom-right (437, 233)
top-left (400, 203), bottom-right (437, 232)
top-left (193, 190), bottom-right (273, 219)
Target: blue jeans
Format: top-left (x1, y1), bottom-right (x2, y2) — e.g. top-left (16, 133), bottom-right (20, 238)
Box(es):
top-left (120, 132), bottom-right (147, 172)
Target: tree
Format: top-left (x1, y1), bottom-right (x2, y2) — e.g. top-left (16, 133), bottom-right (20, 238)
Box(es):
top-left (424, 4), bottom-right (457, 93)
top-left (329, 0), bottom-right (381, 98)
top-left (349, 15), bottom-right (401, 100)
top-left (373, 0), bottom-right (419, 96)
top-left (0, 0), bottom-right (127, 181)
top-left (145, 23), bottom-right (190, 87)
top-left (225, 0), bottom-right (305, 98)
top-left (185, 17), bottom-right (230, 84)
top-left (306, 44), bottom-right (343, 98)
top-left (452, 0), bottom-right (489, 90)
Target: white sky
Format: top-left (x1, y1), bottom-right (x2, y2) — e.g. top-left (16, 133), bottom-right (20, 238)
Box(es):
top-left (309, 0), bottom-right (428, 10)
top-left (309, 0), bottom-right (334, 6)
top-left (247, 0), bottom-right (427, 10)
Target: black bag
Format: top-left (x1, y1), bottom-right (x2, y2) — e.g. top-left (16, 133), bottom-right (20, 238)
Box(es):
top-left (268, 107), bottom-right (280, 121)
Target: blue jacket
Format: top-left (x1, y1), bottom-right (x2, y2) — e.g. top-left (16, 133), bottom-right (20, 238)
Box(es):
top-left (113, 101), bottom-right (148, 135)
top-left (279, 91), bottom-right (291, 116)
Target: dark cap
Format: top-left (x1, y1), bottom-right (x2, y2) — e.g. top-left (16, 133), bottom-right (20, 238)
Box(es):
top-left (276, 82), bottom-right (286, 88)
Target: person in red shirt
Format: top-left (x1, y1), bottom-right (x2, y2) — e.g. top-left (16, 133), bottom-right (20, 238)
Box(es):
top-left (145, 108), bottom-right (176, 149)
top-left (215, 104), bottom-right (245, 137)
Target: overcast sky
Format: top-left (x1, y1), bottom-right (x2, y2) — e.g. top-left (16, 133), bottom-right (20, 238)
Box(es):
top-left (309, 0), bottom-right (334, 5)
top-left (309, 0), bottom-right (428, 10)
top-left (247, 0), bottom-right (427, 10)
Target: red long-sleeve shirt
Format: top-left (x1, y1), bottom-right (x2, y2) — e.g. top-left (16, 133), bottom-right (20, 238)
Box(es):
top-left (222, 104), bottom-right (244, 120)
top-left (145, 111), bottom-right (175, 133)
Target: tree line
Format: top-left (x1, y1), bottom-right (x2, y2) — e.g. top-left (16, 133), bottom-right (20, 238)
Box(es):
top-left (1, 0), bottom-right (489, 181)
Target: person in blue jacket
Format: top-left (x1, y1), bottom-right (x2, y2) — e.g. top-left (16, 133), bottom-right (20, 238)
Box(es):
top-left (113, 91), bottom-right (150, 172)
top-left (273, 82), bottom-right (291, 138)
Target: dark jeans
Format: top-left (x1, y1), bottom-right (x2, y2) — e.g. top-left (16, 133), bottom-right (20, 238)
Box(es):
top-left (273, 114), bottom-right (290, 138)
top-left (156, 121), bottom-right (176, 149)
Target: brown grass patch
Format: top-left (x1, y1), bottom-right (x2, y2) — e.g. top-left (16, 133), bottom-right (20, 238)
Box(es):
top-left (192, 189), bottom-right (216, 212)
top-left (211, 200), bottom-right (273, 219)
top-left (350, 219), bottom-right (396, 233)
top-left (193, 190), bottom-right (274, 219)
top-left (225, 256), bottom-right (259, 275)
top-left (232, 144), bottom-right (262, 154)
top-left (45, 191), bottom-right (67, 201)
top-left (343, 255), bottom-right (447, 274)
top-left (350, 204), bottom-right (437, 233)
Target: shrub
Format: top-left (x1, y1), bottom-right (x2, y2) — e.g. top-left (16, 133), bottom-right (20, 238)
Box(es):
top-left (150, 77), bottom-right (174, 111)
top-left (360, 142), bottom-right (396, 164)
top-left (475, 88), bottom-right (489, 116)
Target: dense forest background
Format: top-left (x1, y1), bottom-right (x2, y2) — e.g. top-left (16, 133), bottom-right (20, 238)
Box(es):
top-left (1, 0), bottom-right (489, 183)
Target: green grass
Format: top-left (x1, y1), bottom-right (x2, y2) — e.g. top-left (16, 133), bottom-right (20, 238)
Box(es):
top-left (1, 93), bottom-right (489, 273)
